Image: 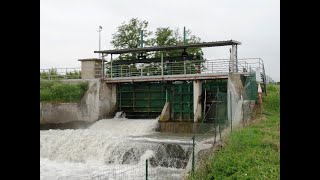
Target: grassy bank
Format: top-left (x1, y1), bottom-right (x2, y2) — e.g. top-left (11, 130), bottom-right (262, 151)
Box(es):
top-left (40, 80), bottom-right (89, 103)
top-left (188, 84), bottom-right (280, 179)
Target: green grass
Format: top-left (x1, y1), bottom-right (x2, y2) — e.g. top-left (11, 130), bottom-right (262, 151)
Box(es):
top-left (188, 84), bottom-right (280, 179)
top-left (40, 80), bottom-right (89, 103)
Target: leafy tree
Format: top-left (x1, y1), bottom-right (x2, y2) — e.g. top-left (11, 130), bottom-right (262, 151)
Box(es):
top-left (110, 18), bottom-right (152, 60)
top-left (108, 18), bottom-right (205, 77)
top-left (150, 27), bottom-right (204, 59)
top-left (150, 27), bottom-right (204, 75)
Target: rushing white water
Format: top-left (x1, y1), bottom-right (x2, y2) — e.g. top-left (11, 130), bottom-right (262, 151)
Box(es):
top-left (88, 115), bottom-right (158, 136)
top-left (40, 113), bottom-right (192, 180)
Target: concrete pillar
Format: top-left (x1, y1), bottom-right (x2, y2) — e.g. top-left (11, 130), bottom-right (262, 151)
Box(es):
top-left (230, 44), bottom-right (238, 73)
top-left (78, 58), bottom-right (106, 79)
top-left (159, 102), bottom-right (170, 121)
top-left (111, 84), bottom-right (117, 106)
top-left (193, 80), bottom-right (202, 122)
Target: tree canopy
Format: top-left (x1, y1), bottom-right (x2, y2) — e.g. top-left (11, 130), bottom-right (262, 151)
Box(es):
top-left (110, 18), bottom-right (204, 60)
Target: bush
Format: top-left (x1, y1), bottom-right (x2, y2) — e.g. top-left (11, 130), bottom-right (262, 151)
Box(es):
top-left (40, 80), bottom-right (89, 103)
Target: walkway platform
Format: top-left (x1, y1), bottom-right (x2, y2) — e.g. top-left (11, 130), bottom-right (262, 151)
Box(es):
top-left (103, 73), bottom-right (229, 83)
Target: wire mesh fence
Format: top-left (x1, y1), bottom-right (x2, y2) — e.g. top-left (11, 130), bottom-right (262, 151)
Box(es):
top-left (243, 72), bottom-right (258, 101)
top-left (40, 68), bottom-right (81, 80)
top-left (79, 163), bottom-right (146, 180)
top-left (242, 72), bottom-right (258, 126)
top-left (190, 73), bottom-right (259, 175)
top-left (191, 91), bottom-right (229, 173)
top-left (75, 159), bottom-right (186, 180)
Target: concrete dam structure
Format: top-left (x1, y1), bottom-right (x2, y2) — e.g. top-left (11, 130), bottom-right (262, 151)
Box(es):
top-left (40, 40), bottom-right (267, 132)
top-left (40, 39), bottom-right (273, 179)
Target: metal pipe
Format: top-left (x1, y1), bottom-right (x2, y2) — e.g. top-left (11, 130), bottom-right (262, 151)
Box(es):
top-left (102, 53), bottom-right (105, 79)
top-left (203, 88), bottom-right (207, 120)
top-left (140, 30), bottom-right (143, 48)
top-left (236, 45), bottom-right (238, 72)
top-left (110, 54), bottom-right (113, 78)
top-left (166, 88), bottom-right (168, 102)
top-left (192, 136), bottom-right (195, 173)
top-left (230, 92), bottom-right (233, 132)
top-left (98, 26), bottom-right (102, 60)
top-left (242, 95), bottom-right (245, 127)
top-left (146, 159), bottom-right (148, 180)
top-left (184, 59), bottom-right (186, 74)
top-left (120, 65), bottom-right (122, 78)
top-left (161, 52), bottom-right (164, 76)
top-left (183, 27), bottom-right (186, 44)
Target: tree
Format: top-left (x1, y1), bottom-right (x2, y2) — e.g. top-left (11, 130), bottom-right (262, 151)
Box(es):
top-left (150, 27), bottom-right (204, 75)
top-left (151, 27), bottom-right (204, 59)
top-left (183, 28), bottom-right (204, 60)
top-left (108, 19), bottom-right (205, 77)
top-left (110, 18), bottom-right (152, 60)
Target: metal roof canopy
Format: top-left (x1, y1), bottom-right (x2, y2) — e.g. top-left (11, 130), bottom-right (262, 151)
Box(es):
top-left (94, 40), bottom-right (241, 55)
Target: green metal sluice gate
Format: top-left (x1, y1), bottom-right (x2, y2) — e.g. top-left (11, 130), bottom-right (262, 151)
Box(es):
top-left (117, 79), bottom-right (228, 121)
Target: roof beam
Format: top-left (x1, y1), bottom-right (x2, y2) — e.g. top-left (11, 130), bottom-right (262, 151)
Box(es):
top-left (94, 40), bottom-right (241, 55)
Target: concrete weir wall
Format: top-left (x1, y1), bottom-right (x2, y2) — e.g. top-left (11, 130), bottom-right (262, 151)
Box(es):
top-left (40, 79), bottom-right (116, 124)
top-left (193, 80), bottom-right (202, 122)
top-left (227, 73), bottom-right (245, 128)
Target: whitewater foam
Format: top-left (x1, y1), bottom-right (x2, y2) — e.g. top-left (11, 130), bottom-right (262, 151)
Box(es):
top-left (40, 113), bottom-right (192, 179)
top-left (88, 116), bottom-right (159, 136)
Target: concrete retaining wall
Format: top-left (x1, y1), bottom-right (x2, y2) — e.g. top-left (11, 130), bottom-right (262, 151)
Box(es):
top-left (159, 122), bottom-right (201, 134)
top-left (40, 79), bottom-right (116, 124)
top-left (227, 73), bottom-right (245, 128)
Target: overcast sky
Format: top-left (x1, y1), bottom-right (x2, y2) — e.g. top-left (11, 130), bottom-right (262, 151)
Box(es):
top-left (40, 0), bottom-right (280, 81)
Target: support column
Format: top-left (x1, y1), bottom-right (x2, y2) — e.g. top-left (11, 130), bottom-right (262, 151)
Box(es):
top-left (161, 52), bottom-right (164, 76)
top-left (110, 54), bottom-right (113, 78)
top-left (230, 44), bottom-right (238, 73)
top-left (193, 80), bottom-right (202, 122)
top-left (111, 83), bottom-right (117, 106)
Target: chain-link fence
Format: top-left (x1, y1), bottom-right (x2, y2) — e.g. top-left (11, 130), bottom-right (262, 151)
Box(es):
top-left (189, 73), bottom-right (259, 175)
top-left (75, 159), bottom-right (185, 180)
top-left (190, 91), bottom-right (229, 174)
top-left (242, 72), bottom-right (258, 126)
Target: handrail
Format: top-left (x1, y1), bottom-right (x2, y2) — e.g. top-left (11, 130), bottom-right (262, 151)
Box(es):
top-left (39, 58), bottom-right (274, 84)
top-left (40, 67), bottom-right (81, 80)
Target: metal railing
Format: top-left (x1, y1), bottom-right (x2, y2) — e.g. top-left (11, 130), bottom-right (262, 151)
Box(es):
top-left (105, 59), bottom-right (254, 79)
top-left (39, 58), bottom-right (273, 84)
top-left (40, 67), bottom-right (81, 80)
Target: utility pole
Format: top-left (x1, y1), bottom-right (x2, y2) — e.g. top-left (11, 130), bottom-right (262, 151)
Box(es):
top-left (98, 26), bottom-right (102, 59)
top-left (98, 25), bottom-right (103, 78)
top-left (183, 26), bottom-right (186, 44)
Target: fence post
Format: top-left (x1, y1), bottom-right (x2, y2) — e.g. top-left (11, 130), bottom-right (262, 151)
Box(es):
top-left (111, 54), bottom-right (113, 78)
top-left (192, 136), bottom-right (195, 174)
top-left (120, 65), bottom-right (123, 77)
top-left (230, 92), bottom-right (232, 132)
top-left (242, 95), bottom-right (245, 127)
top-left (146, 159), bottom-right (148, 180)
top-left (184, 60), bottom-right (186, 74)
top-left (161, 52), bottom-right (164, 76)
